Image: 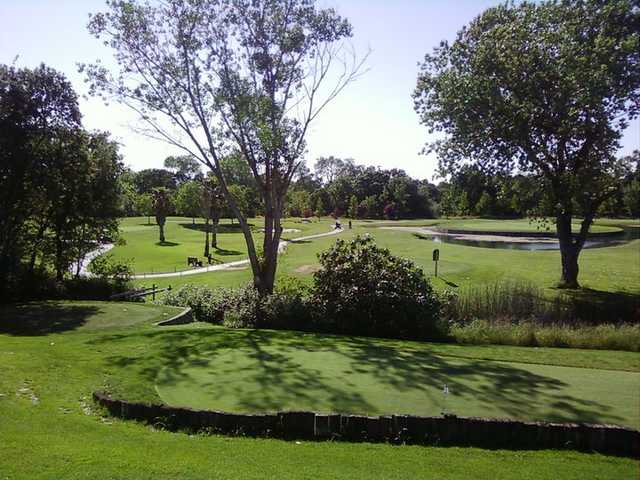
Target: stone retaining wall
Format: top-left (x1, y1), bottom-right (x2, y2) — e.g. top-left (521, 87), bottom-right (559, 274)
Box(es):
top-left (93, 391), bottom-right (638, 457)
top-left (156, 307), bottom-right (193, 326)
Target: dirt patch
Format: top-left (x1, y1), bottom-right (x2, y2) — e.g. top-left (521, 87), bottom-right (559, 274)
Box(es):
top-left (294, 264), bottom-right (321, 274)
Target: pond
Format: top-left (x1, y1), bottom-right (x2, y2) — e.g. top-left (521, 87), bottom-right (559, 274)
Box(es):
top-left (385, 226), bottom-right (639, 251)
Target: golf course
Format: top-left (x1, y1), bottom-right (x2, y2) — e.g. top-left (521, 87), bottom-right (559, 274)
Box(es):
top-left (119, 217), bottom-right (640, 298)
top-left (3, 0), bottom-right (640, 477)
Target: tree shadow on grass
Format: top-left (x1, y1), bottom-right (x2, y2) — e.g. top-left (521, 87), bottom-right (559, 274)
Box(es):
top-left (213, 247), bottom-right (243, 256)
top-left (90, 327), bottom-right (629, 425)
top-left (547, 287), bottom-right (640, 324)
top-left (0, 303), bottom-right (101, 336)
top-left (155, 241), bottom-right (180, 247)
top-left (179, 223), bottom-right (253, 234)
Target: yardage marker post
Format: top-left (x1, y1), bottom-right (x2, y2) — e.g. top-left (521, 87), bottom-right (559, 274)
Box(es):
top-left (433, 249), bottom-right (440, 277)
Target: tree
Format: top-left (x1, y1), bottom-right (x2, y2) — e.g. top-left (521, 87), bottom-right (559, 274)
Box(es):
top-left (164, 155), bottom-right (202, 184)
top-left (118, 168), bottom-right (140, 216)
top-left (414, 0), bottom-right (640, 288)
top-left (0, 64), bottom-right (122, 286)
top-left (136, 193), bottom-right (153, 225)
top-left (0, 64), bottom-right (81, 282)
top-left (314, 156), bottom-right (356, 185)
top-left (84, 0), bottom-right (366, 294)
top-left (152, 188), bottom-right (172, 243)
top-left (347, 195), bottom-right (359, 219)
top-left (201, 177), bottom-right (224, 256)
top-left (133, 168), bottom-right (176, 193)
top-left (621, 150), bottom-right (640, 217)
top-left (286, 189), bottom-right (311, 217)
top-left (175, 180), bottom-right (204, 223)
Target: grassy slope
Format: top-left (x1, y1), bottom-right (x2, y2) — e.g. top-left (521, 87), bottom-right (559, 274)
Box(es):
top-left (0, 302), bottom-right (636, 478)
top-left (112, 216), bottom-right (336, 273)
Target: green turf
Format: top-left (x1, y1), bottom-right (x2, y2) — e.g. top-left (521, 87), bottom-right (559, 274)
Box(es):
top-left (360, 217), bottom-right (625, 233)
top-left (137, 221), bottom-right (640, 299)
top-left (0, 302), bottom-right (636, 478)
top-left (428, 218), bottom-right (621, 233)
top-left (0, 301), bottom-right (182, 334)
top-left (153, 328), bottom-right (639, 427)
top-left (111, 216), bottom-right (337, 274)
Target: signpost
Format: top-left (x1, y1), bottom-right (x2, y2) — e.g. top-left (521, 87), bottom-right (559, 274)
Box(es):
top-left (433, 248), bottom-right (440, 277)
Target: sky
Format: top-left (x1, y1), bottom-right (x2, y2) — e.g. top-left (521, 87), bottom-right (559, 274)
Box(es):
top-left (1, 0), bottom-right (638, 181)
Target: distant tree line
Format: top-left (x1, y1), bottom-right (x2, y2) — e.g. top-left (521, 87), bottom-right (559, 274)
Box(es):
top-left (0, 64), bottom-right (122, 296)
top-left (285, 157), bottom-right (439, 219)
top-left (438, 154), bottom-right (639, 219)
top-left (120, 150), bottom-right (639, 222)
top-left (118, 151), bottom-right (261, 223)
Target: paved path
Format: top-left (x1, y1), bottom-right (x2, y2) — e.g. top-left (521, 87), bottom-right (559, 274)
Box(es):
top-left (77, 243), bottom-right (115, 276)
top-left (132, 227), bottom-right (344, 279)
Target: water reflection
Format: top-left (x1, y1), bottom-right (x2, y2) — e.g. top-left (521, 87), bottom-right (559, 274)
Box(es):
top-left (410, 226), bottom-right (639, 251)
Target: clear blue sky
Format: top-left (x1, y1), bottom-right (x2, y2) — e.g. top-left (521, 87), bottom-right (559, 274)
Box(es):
top-left (1, 0), bottom-right (638, 180)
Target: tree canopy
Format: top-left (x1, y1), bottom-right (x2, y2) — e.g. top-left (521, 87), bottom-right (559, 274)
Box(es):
top-left (414, 0), bottom-right (640, 287)
top-left (83, 0), bottom-right (366, 294)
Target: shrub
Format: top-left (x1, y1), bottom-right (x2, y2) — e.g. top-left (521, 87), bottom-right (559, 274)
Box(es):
top-left (162, 280), bottom-right (314, 330)
top-left (162, 284), bottom-right (227, 323)
top-left (313, 235), bottom-right (441, 339)
top-left (88, 254), bottom-right (133, 284)
top-left (222, 284), bottom-right (263, 328)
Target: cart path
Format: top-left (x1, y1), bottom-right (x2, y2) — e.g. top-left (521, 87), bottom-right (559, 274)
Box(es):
top-left (131, 226), bottom-right (344, 279)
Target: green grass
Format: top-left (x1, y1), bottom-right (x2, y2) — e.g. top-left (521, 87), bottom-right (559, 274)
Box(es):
top-left (427, 218), bottom-right (621, 233)
top-left (1, 302), bottom-right (637, 478)
top-left (137, 222), bottom-right (640, 300)
top-left (112, 216), bottom-right (336, 274)
top-left (151, 327), bottom-right (639, 427)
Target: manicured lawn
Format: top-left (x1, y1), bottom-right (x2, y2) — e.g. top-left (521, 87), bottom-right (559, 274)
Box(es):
top-left (111, 216), bottom-right (336, 274)
top-left (0, 302), bottom-right (636, 478)
top-left (427, 218), bottom-right (621, 233)
top-left (151, 328), bottom-right (639, 427)
top-left (137, 221), bottom-right (640, 298)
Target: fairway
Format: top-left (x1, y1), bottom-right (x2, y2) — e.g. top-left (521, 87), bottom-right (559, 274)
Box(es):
top-left (112, 216), bottom-right (338, 274)
top-left (154, 330), bottom-right (639, 427)
top-left (136, 220), bottom-right (640, 297)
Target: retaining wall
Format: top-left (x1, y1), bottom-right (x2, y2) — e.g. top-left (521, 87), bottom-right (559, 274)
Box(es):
top-left (93, 391), bottom-right (638, 457)
top-left (156, 307), bottom-right (194, 326)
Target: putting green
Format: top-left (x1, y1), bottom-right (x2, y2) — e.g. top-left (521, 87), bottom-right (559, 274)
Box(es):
top-left (155, 339), bottom-right (640, 428)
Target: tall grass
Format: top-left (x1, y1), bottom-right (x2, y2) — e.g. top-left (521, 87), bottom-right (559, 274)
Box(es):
top-left (443, 280), bottom-right (640, 351)
top-left (450, 320), bottom-right (640, 351)
top-left (446, 280), bottom-right (638, 326)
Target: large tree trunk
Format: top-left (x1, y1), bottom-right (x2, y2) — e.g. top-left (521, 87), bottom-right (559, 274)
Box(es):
top-left (254, 194), bottom-right (284, 295)
top-left (556, 212), bottom-right (591, 289)
top-left (211, 216), bottom-right (219, 248)
top-left (158, 220), bottom-right (166, 243)
top-left (204, 217), bottom-right (210, 257)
